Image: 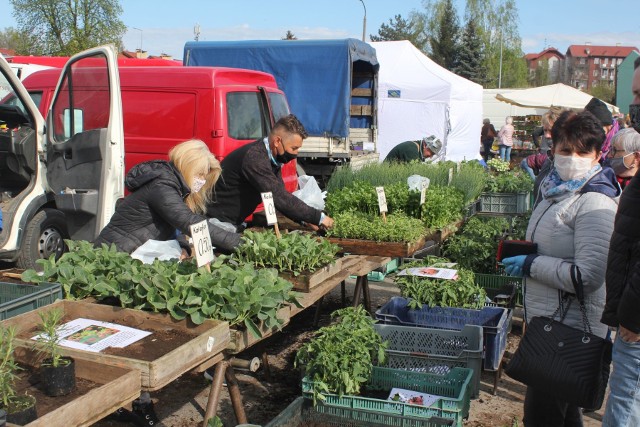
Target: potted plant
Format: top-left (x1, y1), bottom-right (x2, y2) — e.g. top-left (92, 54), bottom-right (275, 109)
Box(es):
top-left (33, 308), bottom-right (76, 396)
top-left (0, 325), bottom-right (37, 425)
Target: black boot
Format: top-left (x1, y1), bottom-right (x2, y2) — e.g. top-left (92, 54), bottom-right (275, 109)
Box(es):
top-left (131, 393), bottom-right (164, 427)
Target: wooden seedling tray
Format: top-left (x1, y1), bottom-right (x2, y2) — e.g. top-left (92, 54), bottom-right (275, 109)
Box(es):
top-left (8, 346), bottom-right (140, 427)
top-left (4, 300), bottom-right (230, 391)
top-left (226, 304), bottom-right (292, 354)
top-left (279, 257), bottom-right (346, 292)
top-left (326, 236), bottom-right (427, 257)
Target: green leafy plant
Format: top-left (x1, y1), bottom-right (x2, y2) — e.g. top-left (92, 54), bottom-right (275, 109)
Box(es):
top-left (233, 230), bottom-right (339, 276)
top-left (484, 169), bottom-right (533, 193)
top-left (396, 256), bottom-right (486, 309)
top-left (0, 326), bottom-right (20, 409)
top-left (486, 158), bottom-right (510, 172)
top-left (22, 241), bottom-right (300, 337)
top-left (327, 211), bottom-right (426, 243)
top-left (34, 308), bottom-right (69, 368)
top-left (443, 216), bottom-right (510, 274)
top-left (295, 306), bottom-right (387, 404)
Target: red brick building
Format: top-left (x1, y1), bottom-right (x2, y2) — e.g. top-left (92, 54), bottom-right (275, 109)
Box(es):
top-left (524, 47), bottom-right (564, 83)
top-left (565, 44), bottom-right (638, 90)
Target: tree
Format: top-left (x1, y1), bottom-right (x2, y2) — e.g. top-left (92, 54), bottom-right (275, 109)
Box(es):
top-left (454, 18), bottom-right (486, 84)
top-left (282, 30), bottom-right (297, 40)
top-left (590, 83), bottom-right (615, 105)
top-left (0, 27), bottom-right (37, 55)
top-left (429, 0), bottom-right (460, 70)
top-left (530, 59), bottom-right (550, 87)
top-left (9, 0), bottom-right (126, 56)
top-left (370, 14), bottom-right (429, 53)
top-left (464, 0), bottom-right (528, 88)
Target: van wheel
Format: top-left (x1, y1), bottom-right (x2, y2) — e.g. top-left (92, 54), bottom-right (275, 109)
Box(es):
top-left (16, 209), bottom-right (69, 271)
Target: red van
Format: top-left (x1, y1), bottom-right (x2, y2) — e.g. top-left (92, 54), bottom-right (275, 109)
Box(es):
top-left (3, 65), bottom-right (296, 268)
top-left (22, 66), bottom-right (296, 181)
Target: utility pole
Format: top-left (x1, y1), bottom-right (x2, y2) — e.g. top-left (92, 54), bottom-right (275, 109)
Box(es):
top-left (358, 0), bottom-right (367, 42)
top-left (194, 23), bottom-right (201, 42)
top-left (131, 27), bottom-right (143, 52)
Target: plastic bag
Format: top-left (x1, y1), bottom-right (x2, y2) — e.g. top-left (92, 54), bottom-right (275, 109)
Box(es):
top-left (131, 239), bottom-right (182, 264)
top-left (292, 175), bottom-right (326, 210)
top-left (407, 175), bottom-right (430, 192)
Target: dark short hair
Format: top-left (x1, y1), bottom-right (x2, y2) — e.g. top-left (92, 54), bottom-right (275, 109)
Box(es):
top-left (272, 114), bottom-right (308, 139)
top-left (551, 110), bottom-right (606, 153)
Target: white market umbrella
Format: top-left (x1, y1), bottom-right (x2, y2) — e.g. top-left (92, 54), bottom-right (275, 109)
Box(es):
top-left (496, 83), bottom-right (619, 114)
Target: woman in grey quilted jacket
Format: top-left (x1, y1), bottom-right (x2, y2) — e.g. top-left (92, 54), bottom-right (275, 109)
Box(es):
top-left (502, 110), bottom-right (620, 427)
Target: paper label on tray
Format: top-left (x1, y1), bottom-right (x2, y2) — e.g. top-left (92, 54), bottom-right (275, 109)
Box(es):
top-left (32, 318), bottom-right (152, 353)
top-left (388, 387), bottom-right (441, 407)
top-left (397, 267), bottom-right (458, 280)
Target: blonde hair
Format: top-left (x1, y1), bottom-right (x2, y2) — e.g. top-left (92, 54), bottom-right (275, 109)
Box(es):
top-left (169, 139), bottom-right (221, 214)
top-left (542, 106), bottom-right (567, 129)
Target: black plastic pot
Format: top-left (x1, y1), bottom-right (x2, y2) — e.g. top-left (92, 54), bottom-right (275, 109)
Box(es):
top-left (41, 356), bottom-right (76, 397)
top-left (0, 408), bottom-right (6, 427)
top-left (6, 395), bottom-right (37, 425)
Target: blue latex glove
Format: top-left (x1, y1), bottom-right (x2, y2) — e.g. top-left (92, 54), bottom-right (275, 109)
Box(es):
top-left (502, 255), bottom-right (527, 277)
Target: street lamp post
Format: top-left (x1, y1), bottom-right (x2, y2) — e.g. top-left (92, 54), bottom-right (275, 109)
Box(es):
top-left (131, 27), bottom-right (143, 52)
top-left (498, 28), bottom-right (503, 89)
top-left (358, 0), bottom-right (367, 42)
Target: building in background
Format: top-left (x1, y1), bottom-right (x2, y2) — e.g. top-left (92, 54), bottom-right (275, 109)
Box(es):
top-left (615, 50), bottom-right (640, 114)
top-left (524, 47), bottom-right (564, 84)
top-left (564, 43), bottom-right (638, 91)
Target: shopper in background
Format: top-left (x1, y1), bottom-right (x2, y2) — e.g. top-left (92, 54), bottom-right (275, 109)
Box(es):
top-left (497, 116), bottom-right (514, 162)
top-left (503, 110), bottom-right (620, 427)
top-left (384, 135), bottom-right (442, 163)
top-left (604, 128), bottom-right (640, 189)
top-left (584, 97), bottom-right (617, 159)
top-left (532, 107), bottom-right (569, 207)
top-left (481, 118), bottom-right (497, 162)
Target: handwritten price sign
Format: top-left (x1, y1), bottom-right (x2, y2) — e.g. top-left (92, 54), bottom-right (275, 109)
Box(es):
top-left (376, 186), bottom-right (388, 214)
top-left (261, 192), bottom-right (278, 225)
top-left (190, 220), bottom-right (214, 267)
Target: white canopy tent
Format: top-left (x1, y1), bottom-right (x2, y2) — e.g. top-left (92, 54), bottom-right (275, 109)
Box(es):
top-left (371, 41), bottom-right (483, 162)
top-left (496, 83), bottom-right (619, 113)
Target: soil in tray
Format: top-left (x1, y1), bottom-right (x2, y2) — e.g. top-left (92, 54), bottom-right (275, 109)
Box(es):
top-left (13, 366), bottom-right (100, 418)
top-left (20, 316), bottom-right (198, 362)
top-left (0, 268), bottom-right (28, 284)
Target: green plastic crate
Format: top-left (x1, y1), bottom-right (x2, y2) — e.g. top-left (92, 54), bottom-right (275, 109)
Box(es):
top-left (474, 274), bottom-right (522, 309)
top-left (302, 366), bottom-right (472, 427)
top-left (0, 282), bottom-right (63, 320)
top-left (259, 397), bottom-right (455, 427)
top-left (374, 324), bottom-right (483, 399)
top-left (479, 192), bottom-right (530, 214)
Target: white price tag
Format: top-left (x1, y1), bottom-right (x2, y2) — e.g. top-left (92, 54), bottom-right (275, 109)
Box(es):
top-left (189, 220), bottom-right (214, 268)
top-left (376, 186), bottom-right (388, 213)
top-left (261, 192), bottom-right (278, 225)
top-left (420, 180), bottom-right (429, 205)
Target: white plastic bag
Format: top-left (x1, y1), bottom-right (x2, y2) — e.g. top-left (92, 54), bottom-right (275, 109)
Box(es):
top-left (292, 175), bottom-right (326, 210)
top-left (407, 175), bottom-right (430, 192)
top-left (130, 239), bottom-right (182, 264)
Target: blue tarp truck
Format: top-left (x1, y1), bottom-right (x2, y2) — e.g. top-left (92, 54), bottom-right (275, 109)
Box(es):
top-left (183, 38), bottom-right (379, 184)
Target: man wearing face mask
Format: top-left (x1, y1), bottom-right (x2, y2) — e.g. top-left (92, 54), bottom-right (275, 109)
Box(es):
top-left (206, 114), bottom-right (334, 231)
top-left (605, 128), bottom-right (640, 189)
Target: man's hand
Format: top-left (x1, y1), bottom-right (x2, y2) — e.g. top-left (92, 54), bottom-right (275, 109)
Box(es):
top-left (619, 325), bottom-right (640, 343)
top-left (320, 215), bottom-right (334, 230)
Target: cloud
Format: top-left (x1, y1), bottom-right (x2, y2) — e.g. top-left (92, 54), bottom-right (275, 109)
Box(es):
top-left (122, 25), bottom-right (355, 60)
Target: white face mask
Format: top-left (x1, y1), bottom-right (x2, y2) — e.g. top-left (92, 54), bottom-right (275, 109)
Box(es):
top-left (191, 177), bottom-right (207, 193)
top-left (553, 154), bottom-right (594, 181)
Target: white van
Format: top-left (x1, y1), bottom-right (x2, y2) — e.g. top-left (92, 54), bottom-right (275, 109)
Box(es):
top-left (0, 45), bottom-right (123, 269)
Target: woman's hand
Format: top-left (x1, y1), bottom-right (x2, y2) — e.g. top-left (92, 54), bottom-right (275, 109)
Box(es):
top-left (619, 325), bottom-right (640, 343)
top-left (502, 255), bottom-right (527, 277)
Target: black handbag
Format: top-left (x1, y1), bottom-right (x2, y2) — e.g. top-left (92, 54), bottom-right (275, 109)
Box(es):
top-left (505, 265), bottom-right (612, 410)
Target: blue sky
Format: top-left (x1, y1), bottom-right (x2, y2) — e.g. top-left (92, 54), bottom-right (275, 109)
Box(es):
top-left (0, 0), bottom-right (638, 60)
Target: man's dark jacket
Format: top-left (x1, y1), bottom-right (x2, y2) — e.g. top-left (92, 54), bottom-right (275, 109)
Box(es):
top-left (384, 140), bottom-right (421, 163)
top-left (602, 172), bottom-right (640, 333)
top-left (95, 160), bottom-right (241, 254)
top-left (207, 139), bottom-right (322, 226)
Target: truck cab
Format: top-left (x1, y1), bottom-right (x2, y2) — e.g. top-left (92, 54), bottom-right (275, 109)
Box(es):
top-left (0, 45), bottom-right (124, 269)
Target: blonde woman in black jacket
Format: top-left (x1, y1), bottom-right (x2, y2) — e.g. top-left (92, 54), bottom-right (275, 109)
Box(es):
top-left (95, 139), bottom-right (241, 254)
